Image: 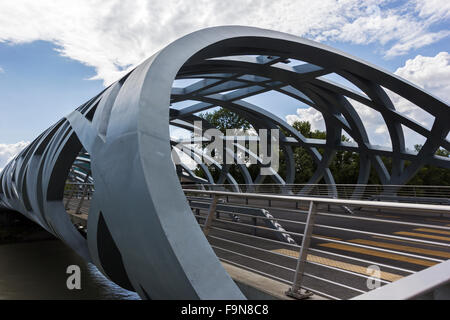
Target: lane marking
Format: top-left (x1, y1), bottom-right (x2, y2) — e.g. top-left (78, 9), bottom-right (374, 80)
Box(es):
top-left (413, 228), bottom-right (450, 236)
top-left (272, 249), bottom-right (403, 282)
top-left (394, 231), bottom-right (450, 242)
top-left (371, 236), bottom-right (448, 248)
top-left (348, 239), bottom-right (450, 259)
top-left (312, 234), bottom-right (341, 241)
top-left (318, 243), bottom-right (436, 267)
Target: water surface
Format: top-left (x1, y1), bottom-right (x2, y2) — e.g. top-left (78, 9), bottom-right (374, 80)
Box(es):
top-left (0, 240), bottom-right (140, 300)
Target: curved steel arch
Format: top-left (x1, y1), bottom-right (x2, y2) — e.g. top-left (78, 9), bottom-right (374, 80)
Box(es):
top-left (0, 26), bottom-right (449, 299)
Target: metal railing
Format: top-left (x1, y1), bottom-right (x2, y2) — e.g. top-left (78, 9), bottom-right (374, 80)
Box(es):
top-left (182, 183), bottom-right (450, 204)
top-left (61, 181), bottom-right (450, 299)
top-left (184, 188), bottom-right (450, 300)
top-left (64, 182), bottom-right (94, 215)
top-left (353, 259), bottom-right (450, 300)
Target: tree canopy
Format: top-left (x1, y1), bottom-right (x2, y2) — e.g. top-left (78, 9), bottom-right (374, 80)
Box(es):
top-left (192, 108), bottom-right (450, 186)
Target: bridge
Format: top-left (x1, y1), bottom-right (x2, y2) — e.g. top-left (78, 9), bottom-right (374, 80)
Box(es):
top-left (0, 26), bottom-right (449, 300)
top-left (61, 182), bottom-right (450, 300)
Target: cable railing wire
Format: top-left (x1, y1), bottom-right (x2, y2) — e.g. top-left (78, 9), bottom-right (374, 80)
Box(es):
top-left (186, 188), bottom-right (450, 300)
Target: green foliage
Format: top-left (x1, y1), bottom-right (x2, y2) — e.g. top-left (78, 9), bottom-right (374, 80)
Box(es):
top-left (414, 144), bottom-right (450, 157)
top-left (191, 108), bottom-right (450, 185)
top-left (199, 108), bottom-right (251, 134)
top-left (408, 144), bottom-right (450, 185)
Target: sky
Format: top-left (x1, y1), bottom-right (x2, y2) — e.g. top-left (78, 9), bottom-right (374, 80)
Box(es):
top-left (0, 0), bottom-right (449, 171)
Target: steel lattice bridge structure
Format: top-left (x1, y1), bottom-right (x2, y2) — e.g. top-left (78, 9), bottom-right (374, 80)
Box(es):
top-left (0, 26), bottom-right (449, 300)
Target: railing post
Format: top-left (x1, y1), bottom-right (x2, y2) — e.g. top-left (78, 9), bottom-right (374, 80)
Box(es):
top-left (286, 201), bottom-right (316, 299)
top-left (203, 195), bottom-right (219, 236)
top-left (75, 183), bottom-right (89, 214)
top-left (64, 183), bottom-right (76, 210)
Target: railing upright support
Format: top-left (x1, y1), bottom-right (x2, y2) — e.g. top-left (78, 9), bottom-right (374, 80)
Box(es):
top-left (203, 195), bottom-right (219, 236)
top-left (75, 183), bottom-right (89, 214)
top-left (64, 183), bottom-right (76, 210)
top-left (286, 200), bottom-right (316, 299)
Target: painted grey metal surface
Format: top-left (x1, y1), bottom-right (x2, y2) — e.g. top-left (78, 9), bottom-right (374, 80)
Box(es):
top-left (0, 26), bottom-right (449, 299)
top-left (352, 259), bottom-right (450, 300)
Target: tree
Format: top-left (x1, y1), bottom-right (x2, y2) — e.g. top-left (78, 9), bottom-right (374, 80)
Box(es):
top-left (188, 108), bottom-right (450, 186)
top-left (200, 108), bottom-right (251, 134)
top-left (193, 108), bottom-right (254, 183)
top-left (407, 144), bottom-right (450, 186)
top-left (289, 121), bottom-right (360, 184)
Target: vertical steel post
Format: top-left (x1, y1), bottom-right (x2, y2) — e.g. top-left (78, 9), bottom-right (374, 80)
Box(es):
top-left (203, 195), bottom-right (219, 236)
top-left (286, 201), bottom-right (316, 299)
top-left (72, 170), bottom-right (91, 214)
top-left (64, 183), bottom-right (76, 210)
top-left (75, 183), bottom-right (89, 214)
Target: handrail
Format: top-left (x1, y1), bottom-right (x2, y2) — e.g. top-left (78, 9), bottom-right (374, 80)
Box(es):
top-left (182, 183), bottom-right (450, 189)
top-left (185, 188), bottom-right (450, 299)
top-left (183, 183), bottom-right (450, 205)
top-left (183, 189), bottom-right (450, 214)
top-left (352, 259), bottom-right (450, 300)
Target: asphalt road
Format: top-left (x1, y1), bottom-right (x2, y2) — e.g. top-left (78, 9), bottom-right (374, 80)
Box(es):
top-left (64, 195), bottom-right (450, 299)
top-left (190, 196), bottom-right (450, 300)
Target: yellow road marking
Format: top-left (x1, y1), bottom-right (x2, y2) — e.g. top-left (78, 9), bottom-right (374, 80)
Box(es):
top-left (371, 236), bottom-right (447, 248)
top-left (394, 231), bottom-right (450, 242)
top-left (414, 228), bottom-right (450, 236)
top-left (312, 234), bottom-right (341, 241)
top-left (272, 249), bottom-right (403, 282)
top-left (348, 239), bottom-right (450, 259)
top-left (319, 243), bottom-right (436, 267)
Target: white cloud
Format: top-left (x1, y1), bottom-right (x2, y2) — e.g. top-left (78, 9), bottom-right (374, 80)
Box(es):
top-left (286, 108), bottom-right (326, 132)
top-left (385, 30), bottom-right (450, 57)
top-left (0, 141), bottom-right (29, 172)
top-left (394, 52), bottom-right (450, 96)
top-left (414, 0), bottom-right (450, 22)
top-left (390, 52), bottom-right (450, 127)
top-left (389, 51), bottom-right (450, 147)
top-left (319, 1), bottom-right (450, 58)
top-left (0, 66), bottom-right (4, 73)
top-left (0, 1), bottom-right (448, 85)
top-left (286, 52), bottom-right (450, 149)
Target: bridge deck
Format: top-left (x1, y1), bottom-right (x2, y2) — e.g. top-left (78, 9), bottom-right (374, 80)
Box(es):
top-left (63, 194), bottom-right (450, 300)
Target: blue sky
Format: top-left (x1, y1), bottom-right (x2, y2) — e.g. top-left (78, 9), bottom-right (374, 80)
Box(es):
top-left (0, 41), bottom-right (103, 144)
top-left (0, 0), bottom-right (449, 169)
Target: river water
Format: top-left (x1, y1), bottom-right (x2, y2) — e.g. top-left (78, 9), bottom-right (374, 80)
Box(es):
top-left (0, 240), bottom-right (140, 300)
